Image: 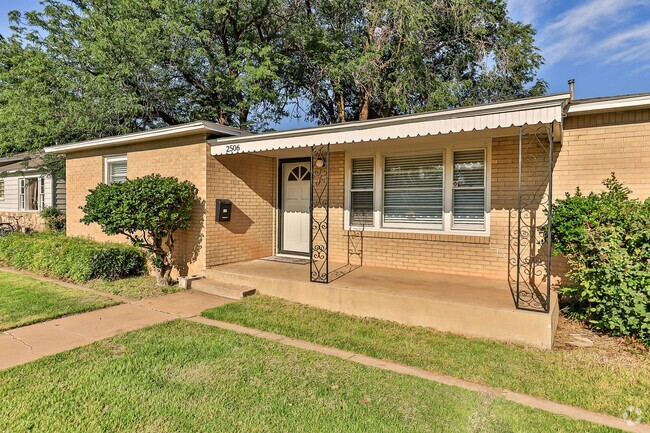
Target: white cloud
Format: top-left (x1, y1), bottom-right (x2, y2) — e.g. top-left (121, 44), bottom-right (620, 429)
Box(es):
top-left (506, 0), bottom-right (545, 24)
top-left (536, 0), bottom-right (650, 68)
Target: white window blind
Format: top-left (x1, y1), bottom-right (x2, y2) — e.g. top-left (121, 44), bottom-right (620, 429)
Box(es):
top-left (452, 150), bottom-right (485, 229)
top-left (350, 157), bottom-right (374, 226)
top-left (106, 157), bottom-right (128, 184)
top-left (383, 153), bottom-right (443, 226)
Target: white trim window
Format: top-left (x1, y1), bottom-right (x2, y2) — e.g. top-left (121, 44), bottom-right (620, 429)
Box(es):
top-left (105, 155), bottom-right (127, 184)
top-left (383, 153), bottom-right (444, 229)
top-left (452, 149), bottom-right (486, 230)
top-left (19, 177), bottom-right (44, 211)
top-left (346, 143), bottom-right (490, 235)
top-left (350, 157), bottom-right (374, 226)
top-left (0, 179), bottom-right (5, 201)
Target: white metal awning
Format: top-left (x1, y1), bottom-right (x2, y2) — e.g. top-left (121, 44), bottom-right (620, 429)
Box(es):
top-left (210, 93), bottom-right (569, 156)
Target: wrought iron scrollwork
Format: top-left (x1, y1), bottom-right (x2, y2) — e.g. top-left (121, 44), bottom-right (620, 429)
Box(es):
top-left (508, 123), bottom-right (554, 312)
top-left (310, 144), bottom-right (330, 283)
top-left (347, 229), bottom-right (363, 267)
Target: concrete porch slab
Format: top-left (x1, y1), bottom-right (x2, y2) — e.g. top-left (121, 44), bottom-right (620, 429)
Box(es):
top-left (205, 260), bottom-right (559, 349)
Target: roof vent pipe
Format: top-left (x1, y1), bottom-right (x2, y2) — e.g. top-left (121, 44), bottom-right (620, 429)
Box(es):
top-left (568, 79), bottom-right (575, 101)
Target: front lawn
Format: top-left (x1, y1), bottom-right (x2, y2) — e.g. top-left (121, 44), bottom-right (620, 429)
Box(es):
top-left (202, 295), bottom-right (650, 419)
top-left (0, 320), bottom-right (614, 432)
top-left (85, 276), bottom-right (184, 299)
top-left (0, 271), bottom-right (118, 331)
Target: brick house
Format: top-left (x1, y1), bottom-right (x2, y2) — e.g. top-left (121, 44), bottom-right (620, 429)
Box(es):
top-left (44, 90), bottom-right (650, 348)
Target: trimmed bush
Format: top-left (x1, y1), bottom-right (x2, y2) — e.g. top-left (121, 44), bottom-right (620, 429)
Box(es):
top-left (40, 206), bottom-right (66, 232)
top-left (0, 232), bottom-right (147, 282)
top-left (551, 174), bottom-right (650, 344)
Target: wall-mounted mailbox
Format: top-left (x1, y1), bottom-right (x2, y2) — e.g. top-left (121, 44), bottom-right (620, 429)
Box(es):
top-left (216, 199), bottom-right (232, 222)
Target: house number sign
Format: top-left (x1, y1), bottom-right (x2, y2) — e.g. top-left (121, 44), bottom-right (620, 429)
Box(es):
top-left (225, 144), bottom-right (241, 154)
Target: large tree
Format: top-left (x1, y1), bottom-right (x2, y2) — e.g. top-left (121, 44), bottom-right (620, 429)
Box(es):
top-left (0, 0), bottom-right (546, 153)
top-left (0, 0), bottom-right (291, 153)
top-left (287, 0), bottom-right (547, 123)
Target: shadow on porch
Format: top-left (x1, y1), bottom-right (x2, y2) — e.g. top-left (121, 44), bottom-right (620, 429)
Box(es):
top-left (205, 259), bottom-right (559, 349)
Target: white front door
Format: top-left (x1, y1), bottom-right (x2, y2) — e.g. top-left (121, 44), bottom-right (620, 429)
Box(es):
top-left (281, 161), bottom-right (311, 254)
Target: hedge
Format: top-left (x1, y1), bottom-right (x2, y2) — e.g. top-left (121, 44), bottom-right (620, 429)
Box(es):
top-left (551, 174), bottom-right (650, 345)
top-left (0, 232), bottom-right (147, 282)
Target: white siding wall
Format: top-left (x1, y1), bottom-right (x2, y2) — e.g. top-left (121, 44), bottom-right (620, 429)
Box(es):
top-left (0, 174), bottom-right (57, 212)
top-left (0, 176), bottom-right (20, 211)
top-left (54, 176), bottom-right (66, 212)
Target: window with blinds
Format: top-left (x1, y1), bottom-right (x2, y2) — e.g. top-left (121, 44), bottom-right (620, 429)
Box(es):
top-left (105, 156), bottom-right (127, 184)
top-left (452, 150), bottom-right (485, 230)
top-left (383, 153), bottom-right (444, 226)
top-left (350, 157), bottom-right (374, 226)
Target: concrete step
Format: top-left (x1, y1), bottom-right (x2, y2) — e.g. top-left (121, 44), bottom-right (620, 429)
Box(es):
top-left (191, 278), bottom-right (256, 300)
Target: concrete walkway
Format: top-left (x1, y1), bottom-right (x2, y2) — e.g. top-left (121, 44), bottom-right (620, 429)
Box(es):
top-left (190, 316), bottom-right (650, 433)
top-left (0, 271), bottom-right (646, 432)
top-left (0, 290), bottom-right (233, 370)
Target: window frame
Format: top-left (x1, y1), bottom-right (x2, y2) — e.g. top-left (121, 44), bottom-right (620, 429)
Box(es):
top-left (344, 140), bottom-right (491, 236)
top-left (104, 155), bottom-right (128, 185)
top-left (19, 175), bottom-right (45, 212)
top-left (381, 151), bottom-right (445, 230)
top-left (349, 156), bottom-right (375, 227)
top-left (0, 179), bottom-right (5, 202)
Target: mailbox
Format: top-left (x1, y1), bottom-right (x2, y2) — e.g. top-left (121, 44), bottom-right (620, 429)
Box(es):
top-left (216, 199), bottom-right (232, 222)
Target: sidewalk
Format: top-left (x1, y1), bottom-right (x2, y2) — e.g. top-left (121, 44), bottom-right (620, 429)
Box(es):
top-left (0, 290), bottom-right (232, 369)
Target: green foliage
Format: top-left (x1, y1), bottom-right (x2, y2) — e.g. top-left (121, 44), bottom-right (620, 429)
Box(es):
top-left (0, 0), bottom-right (289, 154)
top-left (288, 0), bottom-right (547, 123)
top-left (81, 174), bottom-right (198, 285)
top-left (0, 0), bottom-right (547, 154)
top-left (0, 232), bottom-right (146, 281)
top-left (551, 174), bottom-right (650, 344)
top-left (40, 206), bottom-right (66, 232)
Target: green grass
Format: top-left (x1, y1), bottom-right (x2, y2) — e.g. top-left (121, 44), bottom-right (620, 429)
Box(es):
top-left (0, 271), bottom-right (118, 331)
top-left (84, 276), bottom-right (184, 299)
top-left (0, 320), bottom-right (617, 432)
top-left (202, 295), bottom-right (650, 420)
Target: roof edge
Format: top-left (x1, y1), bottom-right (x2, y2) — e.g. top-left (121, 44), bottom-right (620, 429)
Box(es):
top-left (209, 93), bottom-right (570, 148)
top-left (44, 121), bottom-right (248, 154)
top-left (567, 93), bottom-right (650, 115)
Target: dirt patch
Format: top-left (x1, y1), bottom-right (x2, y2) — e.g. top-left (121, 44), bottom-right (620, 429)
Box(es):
top-left (97, 339), bottom-right (127, 356)
top-left (554, 315), bottom-right (648, 366)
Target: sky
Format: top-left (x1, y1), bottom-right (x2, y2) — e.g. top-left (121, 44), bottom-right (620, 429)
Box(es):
top-left (1, 0), bottom-right (650, 130)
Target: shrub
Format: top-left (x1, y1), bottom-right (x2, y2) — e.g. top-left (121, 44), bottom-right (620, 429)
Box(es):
top-left (40, 206), bottom-right (66, 232)
top-left (81, 174), bottom-right (198, 286)
top-left (551, 174), bottom-right (650, 344)
top-left (0, 232), bottom-right (147, 282)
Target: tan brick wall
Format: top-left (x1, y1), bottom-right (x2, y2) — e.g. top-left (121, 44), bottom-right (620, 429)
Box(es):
top-left (66, 134), bottom-right (209, 276)
top-left (65, 108), bottom-right (650, 283)
top-left (551, 109), bottom-right (650, 279)
top-left (205, 153), bottom-right (276, 267)
top-left (557, 109), bottom-right (650, 198)
top-left (326, 144), bottom-right (522, 280)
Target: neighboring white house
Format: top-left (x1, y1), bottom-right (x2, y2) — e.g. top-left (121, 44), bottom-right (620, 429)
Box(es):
top-left (0, 152), bottom-right (66, 230)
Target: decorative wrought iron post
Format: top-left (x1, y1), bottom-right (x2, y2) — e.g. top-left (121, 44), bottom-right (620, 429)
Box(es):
top-left (310, 144), bottom-right (330, 283)
top-left (512, 122), bottom-right (554, 312)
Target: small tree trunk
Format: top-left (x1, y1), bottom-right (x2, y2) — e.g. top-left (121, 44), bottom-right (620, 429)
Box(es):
top-left (359, 89), bottom-right (370, 121)
top-left (335, 91), bottom-right (346, 122)
top-left (154, 266), bottom-right (173, 286)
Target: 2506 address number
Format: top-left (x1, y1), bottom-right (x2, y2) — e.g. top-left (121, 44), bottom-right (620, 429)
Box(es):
top-left (225, 144), bottom-right (241, 154)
